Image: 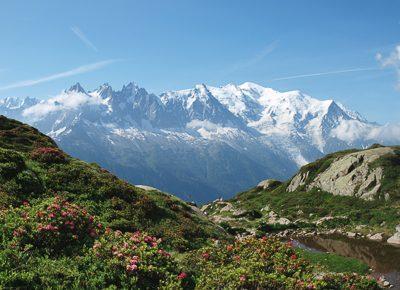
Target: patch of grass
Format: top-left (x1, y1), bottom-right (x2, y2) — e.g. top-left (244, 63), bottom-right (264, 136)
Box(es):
top-left (298, 249), bottom-right (370, 274)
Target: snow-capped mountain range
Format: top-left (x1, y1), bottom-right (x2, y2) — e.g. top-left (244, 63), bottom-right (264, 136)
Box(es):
top-left (1, 81), bottom-right (398, 202)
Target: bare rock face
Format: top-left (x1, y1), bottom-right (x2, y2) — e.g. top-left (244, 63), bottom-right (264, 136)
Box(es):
top-left (368, 233), bottom-right (384, 241)
top-left (256, 179), bottom-right (281, 191)
top-left (136, 184), bottom-right (161, 191)
top-left (287, 147), bottom-right (393, 200)
top-left (387, 225), bottom-right (400, 245)
top-left (266, 211), bottom-right (291, 225)
top-left (287, 172), bottom-right (309, 192)
top-left (387, 232), bottom-right (400, 245)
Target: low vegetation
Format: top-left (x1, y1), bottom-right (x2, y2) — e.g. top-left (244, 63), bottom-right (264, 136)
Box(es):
top-left (206, 145), bottom-right (400, 237)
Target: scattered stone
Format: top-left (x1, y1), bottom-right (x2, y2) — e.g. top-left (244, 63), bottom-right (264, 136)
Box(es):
top-left (261, 205), bottom-right (270, 212)
top-left (347, 232), bottom-right (357, 238)
top-left (369, 233), bottom-right (384, 241)
top-left (256, 179), bottom-right (281, 190)
top-left (231, 209), bottom-right (247, 217)
top-left (379, 276), bottom-right (393, 288)
top-left (220, 203), bottom-right (233, 212)
top-left (355, 225), bottom-right (366, 230)
top-left (383, 281), bottom-right (390, 287)
top-left (387, 232), bottom-right (400, 245)
top-left (277, 217), bottom-right (291, 225)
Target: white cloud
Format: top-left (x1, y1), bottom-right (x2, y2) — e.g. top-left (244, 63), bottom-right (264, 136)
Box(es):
top-left (186, 119), bottom-right (220, 131)
top-left (367, 123), bottom-right (400, 144)
top-left (331, 119), bottom-right (400, 145)
top-left (270, 67), bottom-right (379, 82)
top-left (377, 44), bottom-right (400, 89)
top-left (23, 91), bottom-right (103, 120)
top-left (71, 26), bottom-right (98, 52)
top-left (0, 60), bottom-right (119, 91)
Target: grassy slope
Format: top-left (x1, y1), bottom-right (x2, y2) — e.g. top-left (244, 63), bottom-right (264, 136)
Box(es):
top-left (0, 116), bottom-right (225, 251)
top-left (205, 145), bottom-right (400, 236)
top-left (297, 249), bottom-right (370, 274)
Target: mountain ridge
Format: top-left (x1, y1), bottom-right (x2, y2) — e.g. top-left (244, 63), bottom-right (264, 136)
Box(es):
top-left (0, 81), bottom-right (398, 202)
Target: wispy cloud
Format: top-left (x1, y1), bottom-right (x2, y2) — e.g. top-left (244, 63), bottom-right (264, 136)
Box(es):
top-left (71, 26), bottom-right (98, 52)
top-left (376, 44), bottom-right (400, 89)
top-left (224, 41), bottom-right (278, 74)
top-left (0, 59), bottom-right (120, 91)
top-left (269, 67), bottom-right (379, 82)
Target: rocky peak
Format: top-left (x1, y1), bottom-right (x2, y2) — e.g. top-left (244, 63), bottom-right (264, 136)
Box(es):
top-left (67, 82), bottom-right (86, 94)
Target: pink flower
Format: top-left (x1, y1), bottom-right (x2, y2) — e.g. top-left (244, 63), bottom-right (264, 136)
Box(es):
top-left (130, 256), bottom-right (139, 264)
top-left (13, 228), bottom-right (25, 237)
top-left (202, 252), bottom-right (210, 260)
top-left (48, 213), bottom-right (56, 219)
top-left (226, 244), bottom-right (234, 251)
top-left (178, 272), bottom-right (187, 280)
top-left (65, 220), bottom-right (75, 230)
top-left (239, 275), bottom-right (246, 282)
top-left (93, 242), bottom-right (101, 250)
top-left (290, 254), bottom-right (297, 260)
top-left (126, 264), bottom-right (138, 272)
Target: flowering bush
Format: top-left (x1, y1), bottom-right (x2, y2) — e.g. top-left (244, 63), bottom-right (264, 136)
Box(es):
top-left (31, 147), bottom-right (67, 164)
top-left (0, 148), bottom-right (25, 177)
top-left (0, 197), bottom-right (102, 254)
top-left (81, 229), bottom-right (188, 289)
top-left (185, 237), bottom-right (380, 290)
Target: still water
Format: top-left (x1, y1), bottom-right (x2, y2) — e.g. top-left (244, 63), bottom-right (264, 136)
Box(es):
top-left (294, 234), bottom-right (400, 289)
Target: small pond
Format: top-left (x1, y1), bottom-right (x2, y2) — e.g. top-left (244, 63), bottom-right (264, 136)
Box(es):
top-left (294, 234), bottom-right (400, 289)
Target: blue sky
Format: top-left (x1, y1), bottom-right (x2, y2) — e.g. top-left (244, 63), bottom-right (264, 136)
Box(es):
top-left (0, 0), bottom-right (399, 123)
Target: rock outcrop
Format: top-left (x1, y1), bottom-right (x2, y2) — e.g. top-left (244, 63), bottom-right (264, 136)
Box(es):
top-left (257, 179), bottom-right (282, 191)
top-left (287, 172), bottom-right (309, 192)
top-left (387, 225), bottom-right (400, 245)
top-left (287, 147), bottom-right (394, 200)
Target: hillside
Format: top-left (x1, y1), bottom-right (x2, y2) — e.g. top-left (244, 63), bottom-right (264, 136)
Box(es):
top-left (0, 115), bottom-right (224, 250)
top-left (0, 115), bottom-right (381, 289)
top-left (203, 145), bottom-right (400, 243)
